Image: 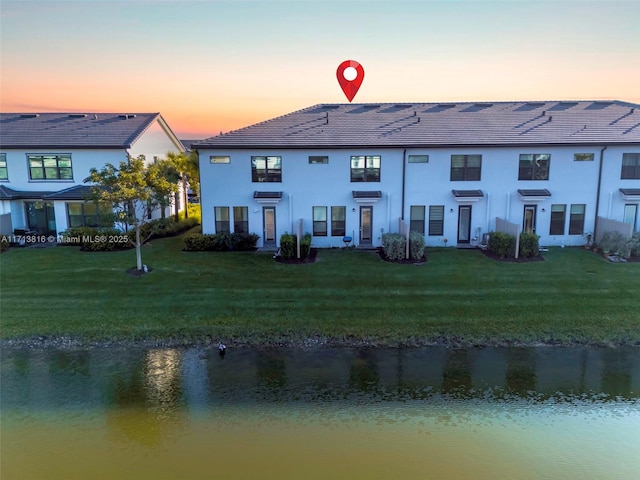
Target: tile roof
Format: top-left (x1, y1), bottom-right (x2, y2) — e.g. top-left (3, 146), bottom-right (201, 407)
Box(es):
top-left (193, 101), bottom-right (640, 149)
top-left (43, 185), bottom-right (95, 200)
top-left (0, 185), bottom-right (55, 200)
top-left (0, 113), bottom-right (162, 149)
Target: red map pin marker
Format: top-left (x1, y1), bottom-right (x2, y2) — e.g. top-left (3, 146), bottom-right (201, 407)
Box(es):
top-left (337, 60), bottom-right (364, 102)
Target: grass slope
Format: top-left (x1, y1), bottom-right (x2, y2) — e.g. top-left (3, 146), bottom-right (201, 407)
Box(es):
top-left (1, 234), bottom-right (638, 346)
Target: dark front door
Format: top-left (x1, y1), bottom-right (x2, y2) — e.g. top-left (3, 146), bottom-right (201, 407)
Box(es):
top-left (25, 201), bottom-right (56, 235)
top-left (360, 206), bottom-right (372, 246)
top-left (458, 205), bottom-right (471, 244)
top-left (523, 205), bottom-right (537, 234)
top-left (263, 207), bottom-right (276, 246)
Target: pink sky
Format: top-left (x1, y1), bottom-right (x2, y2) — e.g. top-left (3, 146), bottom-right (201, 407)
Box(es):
top-left (1, 1), bottom-right (639, 139)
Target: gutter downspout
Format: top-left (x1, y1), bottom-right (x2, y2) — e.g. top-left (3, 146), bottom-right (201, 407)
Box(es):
top-left (401, 149), bottom-right (407, 221)
top-left (593, 146), bottom-right (607, 243)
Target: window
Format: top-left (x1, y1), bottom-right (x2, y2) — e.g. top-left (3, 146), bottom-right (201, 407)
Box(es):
top-left (28, 154), bottom-right (72, 180)
top-left (309, 156), bottom-right (328, 164)
top-left (67, 202), bottom-right (104, 228)
top-left (574, 153), bottom-right (594, 162)
top-left (408, 155), bottom-right (429, 163)
top-left (621, 153), bottom-right (640, 179)
top-left (313, 206), bottom-right (327, 236)
top-left (210, 156), bottom-right (230, 164)
top-left (251, 156), bottom-right (281, 182)
top-left (450, 155), bottom-right (481, 181)
top-left (410, 206), bottom-right (425, 234)
top-left (623, 204), bottom-right (637, 230)
top-left (214, 206), bottom-right (230, 233)
top-left (331, 206), bottom-right (346, 236)
top-left (519, 154), bottom-right (550, 180)
top-left (549, 204), bottom-right (566, 235)
top-left (428, 205), bottom-right (444, 236)
top-left (0, 154), bottom-right (7, 180)
top-left (233, 206), bottom-right (248, 233)
top-left (350, 155), bottom-right (381, 182)
top-left (568, 204), bottom-right (585, 235)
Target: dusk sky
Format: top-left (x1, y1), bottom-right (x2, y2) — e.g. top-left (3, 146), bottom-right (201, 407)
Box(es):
top-left (1, 0), bottom-right (639, 139)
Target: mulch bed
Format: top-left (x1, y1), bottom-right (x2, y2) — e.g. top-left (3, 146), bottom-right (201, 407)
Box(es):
top-left (126, 266), bottom-right (153, 276)
top-left (377, 247), bottom-right (427, 265)
top-left (274, 248), bottom-right (318, 264)
top-left (479, 248), bottom-right (545, 263)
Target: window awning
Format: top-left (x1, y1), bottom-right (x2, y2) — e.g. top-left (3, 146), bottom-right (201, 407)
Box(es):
top-left (352, 190), bottom-right (382, 204)
top-left (452, 189), bottom-right (484, 202)
top-left (619, 188), bottom-right (640, 200)
top-left (517, 189), bottom-right (551, 202)
top-left (253, 191), bottom-right (283, 204)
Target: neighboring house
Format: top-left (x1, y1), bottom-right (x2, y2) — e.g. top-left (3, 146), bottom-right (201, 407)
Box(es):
top-left (193, 101), bottom-right (640, 248)
top-left (0, 112), bottom-right (185, 236)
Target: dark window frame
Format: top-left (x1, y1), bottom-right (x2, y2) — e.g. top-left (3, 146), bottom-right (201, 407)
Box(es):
top-left (331, 206), bottom-right (346, 236)
top-left (66, 202), bottom-right (106, 228)
top-left (214, 206), bottom-right (230, 233)
top-left (428, 205), bottom-right (444, 236)
top-left (450, 154), bottom-right (482, 181)
top-left (313, 206), bottom-right (327, 236)
top-left (251, 156), bottom-right (282, 183)
top-left (410, 205), bottom-right (425, 234)
top-left (233, 206), bottom-right (248, 233)
top-left (549, 204), bottom-right (566, 235)
top-left (568, 204), bottom-right (585, 235)
top-left (350, 155), bottom-right (381, 182)
top-left (621, 153), bottom-right (640, 179)
top-left (28, 154), bottom-right (73, 180)
top-left (518, 154), bottom-right (550, 180)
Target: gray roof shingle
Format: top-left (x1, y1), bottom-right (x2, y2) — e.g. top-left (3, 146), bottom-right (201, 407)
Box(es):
top-left (193, 101), bottom-right (640, 149)
top-left (0, 113), bottom-right (162, 149)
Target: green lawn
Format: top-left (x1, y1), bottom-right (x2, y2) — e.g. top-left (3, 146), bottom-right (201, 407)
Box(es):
top-left (1, 234), bottom-right (639, 346)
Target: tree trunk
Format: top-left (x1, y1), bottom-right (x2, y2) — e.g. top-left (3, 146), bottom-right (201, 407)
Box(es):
top-left (174, 192), bottom-right (179, 222)
top-left (182, 177), bottom-right (189, 219)
top-left (135, 226), bottom-right (143, 271)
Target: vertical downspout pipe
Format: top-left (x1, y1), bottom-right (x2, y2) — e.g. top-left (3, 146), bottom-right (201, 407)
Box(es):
top-left (401, 149), bottom-right (407, 221)
top-left (594, 146), bottom-right (607, 243)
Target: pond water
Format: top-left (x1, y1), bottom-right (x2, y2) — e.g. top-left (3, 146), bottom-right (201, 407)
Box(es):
top-left (1, 346), bottom-right (639, 479)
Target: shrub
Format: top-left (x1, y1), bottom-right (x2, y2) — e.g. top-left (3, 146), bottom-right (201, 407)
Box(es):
top-left (630, 232), bottom-right (640, 257)
top-left (598, 231), bottom-right (631, 257)
top-left (183, 231), bottom-right (260, 252)
top-left (382, 233), bottom-right (405, 261)
top-left (0, 238), bottom-right (9, 252)
top-left (519, 232), bottom-right (540, 258)
top-left (488, 231), bottom-right (516, 258)
top-left (409, 231), bottom-right (426, 260)
top-left (278, 233), bottom-right (311, 259)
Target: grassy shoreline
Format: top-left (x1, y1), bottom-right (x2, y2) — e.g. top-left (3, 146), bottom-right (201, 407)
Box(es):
top-left (1, 233), bottom-right (639, 349)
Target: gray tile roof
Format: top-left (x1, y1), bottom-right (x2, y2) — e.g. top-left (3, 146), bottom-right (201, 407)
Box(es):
top-left (0, 185), bottom-right (55, 200)
top-left (43, 185), bottom-right (95, 200)
top-left (0, 113), bottom-right (163, 149)
top-left (193, 101), bottom-right (640, 149)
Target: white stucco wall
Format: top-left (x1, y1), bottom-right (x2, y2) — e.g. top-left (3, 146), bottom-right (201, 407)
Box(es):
top-left (129, 119), bottom-right (183, 161)
top-left (199, 144), bottom-right (640, 248)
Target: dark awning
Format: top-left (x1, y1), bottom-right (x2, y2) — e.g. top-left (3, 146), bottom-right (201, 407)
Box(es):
top-left (619, 188), bottom-right (640, 198)
top-left (253, 191), bottom-right (282, 199)
top-left (452, 189), bottom-right (484, 198)
top-left (518, 189), bottom-right (551, 197)
top-left (352, 191), bottom-right (382, 199)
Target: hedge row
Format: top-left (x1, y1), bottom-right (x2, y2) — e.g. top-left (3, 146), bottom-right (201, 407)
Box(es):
top-left (279, 233), bottom-right (312, 259)
top-left (488, 231), bottom-right (540, 258)
top-left (381, 232), bottom-right (426, 261)
top-left (183, 232), bottom-right (260, 251)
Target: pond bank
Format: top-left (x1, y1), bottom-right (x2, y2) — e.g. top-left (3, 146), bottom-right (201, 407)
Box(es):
top-left (2, 334), bottom-right (639, 350)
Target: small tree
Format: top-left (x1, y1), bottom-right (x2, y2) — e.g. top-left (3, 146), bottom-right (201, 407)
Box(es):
top-left (85, 155), bottom-right (157, 271)
top-left (146, 158), bottom-right (180, 220)
top-left (166, 151), bottom-right (199, 219)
